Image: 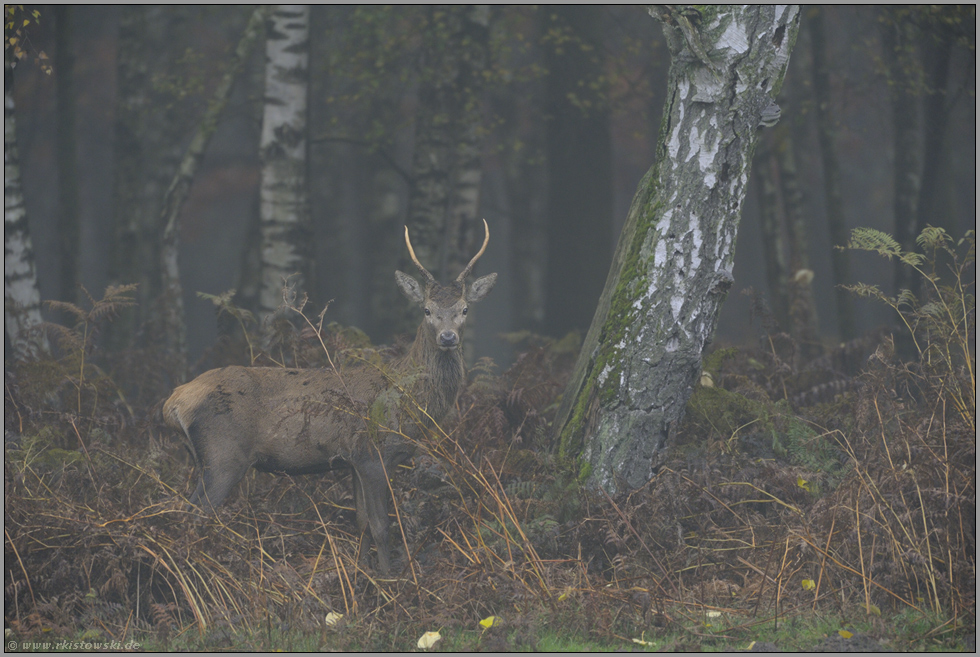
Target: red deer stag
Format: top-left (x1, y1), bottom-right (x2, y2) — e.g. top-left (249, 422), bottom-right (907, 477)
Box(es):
top-left (163, 220), bottom-right (496, 574)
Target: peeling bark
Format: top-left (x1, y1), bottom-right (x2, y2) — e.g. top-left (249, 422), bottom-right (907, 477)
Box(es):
top-left (258, 5), bottom-right (314, 319)
top-left (554, 6), bottom-right (801, 493)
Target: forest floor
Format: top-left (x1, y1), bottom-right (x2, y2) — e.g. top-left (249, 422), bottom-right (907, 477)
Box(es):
top-left (4, 233), bottom-right (974, 652)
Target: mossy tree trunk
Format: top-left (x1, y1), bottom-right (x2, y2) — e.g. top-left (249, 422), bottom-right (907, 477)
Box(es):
top-left (554, 5), bottom-right (801, 494)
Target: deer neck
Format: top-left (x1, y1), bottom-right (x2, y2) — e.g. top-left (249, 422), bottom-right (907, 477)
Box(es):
top-left (404, 322), bottom-right (465, 420)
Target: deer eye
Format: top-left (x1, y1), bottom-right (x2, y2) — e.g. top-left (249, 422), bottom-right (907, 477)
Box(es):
top-left (462, 307), bottom-right (468, 315)
top-left (424, 308), bottom-right (431, 316)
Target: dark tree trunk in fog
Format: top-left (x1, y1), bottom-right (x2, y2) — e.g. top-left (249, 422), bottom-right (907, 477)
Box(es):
top-left (108, 7), bottom-right (194, 350)
top-left (808, 7), bottom-right (855, 340)
top-left (774, 124), bottom-right (820, 358)
top-left (55, 5), bottom-right (81, 310)
top-left (257, 5), bottom-right (314, 321)
top-left (506, 117), bottom-right (547, 334)
top-left (914, 33), bottom-right (953, 280)
top-left (390, 5), bottom-right (491, 337)
top-left (754, 135), bottom-right (789, 328)
top-left (555, 6), bottom-right (800, 494)
top-left (542, 5), bottom-right (613, 338)
top-left (159, 6), bottom-right (269, 377)
top-left (880, 14), bottom-right (922, 295)
top-left (444, 6), bottom-right (491, 283)
top-left (107, 5), bottom-right (189, 348)
top-left (5, 72), bottom-right (50, 359)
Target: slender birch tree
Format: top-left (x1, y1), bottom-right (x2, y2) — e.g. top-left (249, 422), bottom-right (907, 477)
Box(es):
top-left (555, 6), bottom-right (800, 493)
top-left (158, 6), bottom-right (269, 375)
top-left (5, 68), bottom-right (49, 359)
top-left (257, 5), bottom-right (313, 320)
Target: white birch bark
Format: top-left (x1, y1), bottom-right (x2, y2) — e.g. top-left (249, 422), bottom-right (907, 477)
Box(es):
top-left (257, 5), bottom-right (313, 319)
top-left (4, 82), bottom-right (50, 359)
top-left (555, 6), bottom-right (801, 493)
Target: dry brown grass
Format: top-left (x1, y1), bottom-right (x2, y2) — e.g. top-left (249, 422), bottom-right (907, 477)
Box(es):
top-left (4, 238), bottom-right (974, 648)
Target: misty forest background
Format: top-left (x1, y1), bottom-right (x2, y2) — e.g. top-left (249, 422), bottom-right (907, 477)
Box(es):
top-left (9, 5), bottom-right (974, 373)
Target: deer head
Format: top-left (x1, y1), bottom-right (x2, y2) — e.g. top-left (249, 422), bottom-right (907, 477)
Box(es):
top-left (394, 219), bottom-right (496, 351)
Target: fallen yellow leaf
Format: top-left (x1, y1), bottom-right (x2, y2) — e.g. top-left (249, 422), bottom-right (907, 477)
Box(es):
top-left (417, 631), bottom-right (442, 650)
top-left (838, 630), bottom-right (854, 639)
top-left (479, 616), bottom-right (496, 630)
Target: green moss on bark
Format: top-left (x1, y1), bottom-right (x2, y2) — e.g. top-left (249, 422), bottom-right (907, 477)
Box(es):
top-left (556, 164), bottom-right (663, 463)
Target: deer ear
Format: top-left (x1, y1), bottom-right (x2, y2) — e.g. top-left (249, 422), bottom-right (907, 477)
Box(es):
top-left (395, 270), bottom-right (425, 304)
top-left (466, 273), bottom-right (497, 304)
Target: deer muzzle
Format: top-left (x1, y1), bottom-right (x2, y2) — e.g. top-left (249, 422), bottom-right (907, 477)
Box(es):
top-left (438, 330), bottom-right (459, 350)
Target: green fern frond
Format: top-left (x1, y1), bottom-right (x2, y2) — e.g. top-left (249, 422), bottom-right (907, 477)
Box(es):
top-left (847, 227), bottom-right (902, 259)
top-left (915, 225), bottom-right (950, 251)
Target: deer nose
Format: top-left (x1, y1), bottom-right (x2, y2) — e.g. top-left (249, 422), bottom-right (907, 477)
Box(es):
top-left (439, 331), bottom-right (459, 348)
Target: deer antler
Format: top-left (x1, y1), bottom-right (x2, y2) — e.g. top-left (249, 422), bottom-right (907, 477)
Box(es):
top-left (404, 226), bottom-right (436, 285)
top-left (456, 218), bottom-right (489, 283)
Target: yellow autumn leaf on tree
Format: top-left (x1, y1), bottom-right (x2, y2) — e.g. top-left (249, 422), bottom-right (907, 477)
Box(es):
top-left (417, 631), bottom-right (442, 650)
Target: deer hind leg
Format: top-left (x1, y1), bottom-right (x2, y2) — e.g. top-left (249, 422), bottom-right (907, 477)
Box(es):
top-left (189, 458), bottom-right (250, 512)
top-left (352, 461), bottom-right (394, 575)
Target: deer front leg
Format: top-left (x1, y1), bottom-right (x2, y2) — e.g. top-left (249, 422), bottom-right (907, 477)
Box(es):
top-left (352, 460), bottom-right (394, 575)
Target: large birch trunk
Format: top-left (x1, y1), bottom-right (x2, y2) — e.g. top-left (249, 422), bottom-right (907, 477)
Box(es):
top-left (554, 6), bottom-right (800, 494)
top-left (259, 5), bottom-right (314, 317)
top-left (257, 5), bottom-right (314, 320)
top-left (5, 75), bottom-right (50, 359)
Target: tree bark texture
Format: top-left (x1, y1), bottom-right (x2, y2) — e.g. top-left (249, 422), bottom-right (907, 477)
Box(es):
top-left (159, 5), bottom-right (269, 375)
top-left (555, 6), bottom-right (800, 494)
top-left (807, 7), bottom-right (855, 340)
top-left (542, 5), bottom-right (613, 338)
top-left (5, 76), bottom-right (50, 359)
top-left (258, 5), bottom-right (314, 319)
